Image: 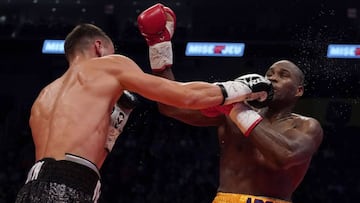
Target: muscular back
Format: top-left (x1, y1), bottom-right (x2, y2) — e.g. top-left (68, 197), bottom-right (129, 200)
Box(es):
top-left (30, 58), bottom-right (122, 168)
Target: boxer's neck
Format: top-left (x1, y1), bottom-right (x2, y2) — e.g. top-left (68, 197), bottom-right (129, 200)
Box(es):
top-left (263, 106), bottom-right (293, 123)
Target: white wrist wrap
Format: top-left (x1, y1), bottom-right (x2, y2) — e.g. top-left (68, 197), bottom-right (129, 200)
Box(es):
top-left (105, 104), bottom-right (133, 152)
top-left (149, 41), bottom-right (173, 71)
top-left (216, 81), bottom-right (252, 105)
top-left (229, 103), bottom-right (263, 136)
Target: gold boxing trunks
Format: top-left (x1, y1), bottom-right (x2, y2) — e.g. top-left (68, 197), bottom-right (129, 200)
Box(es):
top-left (212, 192), bottom-right (292, 203)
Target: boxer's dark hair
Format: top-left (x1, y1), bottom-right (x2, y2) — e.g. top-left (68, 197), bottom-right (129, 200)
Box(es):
top-left (64, 23), bottom-right (111, 60)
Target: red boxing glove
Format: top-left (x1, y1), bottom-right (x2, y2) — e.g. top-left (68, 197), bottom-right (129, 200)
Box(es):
top-left (137, 3), bottom-right (176, 71)
top-left (137, 3), bottom-right (176, 46)
top-left (200, 104), bottom-right (235, 117)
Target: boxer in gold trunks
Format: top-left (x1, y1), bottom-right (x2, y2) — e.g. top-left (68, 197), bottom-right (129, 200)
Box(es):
top-left (138, 4), bottom-right (324, 203)
top-left (214, 192), bottom-right (292, 203)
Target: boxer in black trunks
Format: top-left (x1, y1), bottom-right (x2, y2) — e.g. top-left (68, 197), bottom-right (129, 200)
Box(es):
top-left (15, 23), bottom-right (265, 202)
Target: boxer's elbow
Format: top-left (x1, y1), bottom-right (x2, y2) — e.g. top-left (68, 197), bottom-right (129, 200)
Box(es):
top-left (269, 150), bottom-right (310, 170)
top-left (278, 141), bottom-right (316, 170)
top-left (270, 152), bottom-right (296, 170)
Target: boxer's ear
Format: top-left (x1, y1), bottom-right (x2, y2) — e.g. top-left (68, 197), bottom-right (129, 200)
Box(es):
top-left (94, 40), bottom-right (103, 57)
top-left (295, 85), bottom-right (304, 97)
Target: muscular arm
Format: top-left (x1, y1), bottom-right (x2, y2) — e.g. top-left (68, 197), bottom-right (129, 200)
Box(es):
top-left (250, 117), bottom-right (323, 170)
top-left (153, 67), bottom-right (225, 126)
top-left (102, 55), bottom-right (225, 110)
top-left (157, 103), bottom-right (225, 126)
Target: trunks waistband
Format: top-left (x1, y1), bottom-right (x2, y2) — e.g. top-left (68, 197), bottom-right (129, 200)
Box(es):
top-left (213, 192), bottom-right (292, 203)
top-left (25, 154), bottom-right (101, 199)
top-left (64, 153), bottom-right (100, 177)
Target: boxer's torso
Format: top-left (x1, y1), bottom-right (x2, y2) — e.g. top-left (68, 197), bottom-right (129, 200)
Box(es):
top-left (30, 59), bottom-right (122, 168)
top-left (216, 115), bottom-right (311, 201)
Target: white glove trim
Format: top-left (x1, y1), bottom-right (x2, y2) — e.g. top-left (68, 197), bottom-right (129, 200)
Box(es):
top-left (229, 103), bottom-right (263, 136)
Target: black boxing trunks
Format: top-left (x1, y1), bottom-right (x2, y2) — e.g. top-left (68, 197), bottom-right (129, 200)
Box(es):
top-left (212, 192), bottom-right (292, 203)
top-left (15, 153), bottom-right (101, 203)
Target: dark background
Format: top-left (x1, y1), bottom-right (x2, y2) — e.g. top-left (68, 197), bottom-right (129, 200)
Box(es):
top-left (0, 0), bottom-right (359, 202)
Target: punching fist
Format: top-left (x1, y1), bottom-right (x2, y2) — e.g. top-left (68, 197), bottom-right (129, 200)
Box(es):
top-left (137, 3), bottom-right (176, 71)
top-left (116, 90), bottom-right (138, 110)
top-left (235, 74), bottom-right (273, 108)
top-left (214, 74), bottom-right (272, 107)
top-left (105, 91), bottom-right (139, 152)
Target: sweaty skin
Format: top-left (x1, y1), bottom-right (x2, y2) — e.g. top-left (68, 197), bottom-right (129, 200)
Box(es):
top-left (30, 38), bottom-right (227, 169)
top-left (154, 60), bottom-right (323, 201)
